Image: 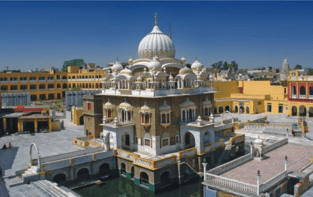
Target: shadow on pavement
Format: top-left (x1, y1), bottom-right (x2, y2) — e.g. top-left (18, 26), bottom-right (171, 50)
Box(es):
top-left (0, 147), bottom-right (19, 176)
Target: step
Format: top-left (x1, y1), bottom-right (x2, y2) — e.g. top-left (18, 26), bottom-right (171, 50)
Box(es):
top-left (6, 177), bottom-right (24, 188)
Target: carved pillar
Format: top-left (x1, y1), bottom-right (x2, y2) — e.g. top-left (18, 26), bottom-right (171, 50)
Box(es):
top-left (34, 119), bottom-right (38, 132)
top-left (3, 118), bottom-right (7, 131)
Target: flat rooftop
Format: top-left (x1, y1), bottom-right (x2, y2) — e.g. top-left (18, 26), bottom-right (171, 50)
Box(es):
top-left (220, 143), bottom-right (313, 184)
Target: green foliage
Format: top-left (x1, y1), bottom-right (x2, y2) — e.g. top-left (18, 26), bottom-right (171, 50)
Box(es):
top-left (308, 69), bottom-right (313, 75)
top-left (62, 59), bottom-right (85, 72)
top-left (294, 64), bottom-right (302, 70)
top-left (254, 77), bottom-right (269, 81)
top-left (211, 60), bottom-right (239, 72)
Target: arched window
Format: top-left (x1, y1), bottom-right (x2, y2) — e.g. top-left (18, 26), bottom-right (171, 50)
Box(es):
top-left (121, 163), bottom-right (126, 175)
top-left (140, 172), bottom-right (149, 186)
top-left (300, 86), bottom-right (306, 95)
top-left (144, 133), bottom-right (151, 146)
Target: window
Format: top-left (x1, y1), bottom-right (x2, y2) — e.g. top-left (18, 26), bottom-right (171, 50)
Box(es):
top-left (144, 139), bottom-right (150, 146)
top-left (279, 104), bottom-right (283, 113)
top-left (162, 138), bottom-right (169, 146)
top-left (284, 88), bottom-right (286, 94)
top-left (175, 135), bottom-right (180, 143)
top-left (267, 104), bottom-right (272, 112)
top-left (88, 103), bottom-right (92, 110)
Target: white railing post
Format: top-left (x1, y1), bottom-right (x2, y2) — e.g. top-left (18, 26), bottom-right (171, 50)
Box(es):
top-left (285, 156), bottom-right (288, 171)
top-left (257, 170), bottom-right (261, 196)
top-left (202, 161), bottom-right (208, 180)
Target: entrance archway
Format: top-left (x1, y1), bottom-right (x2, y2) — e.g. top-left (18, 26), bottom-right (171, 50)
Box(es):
top-left (292, 106), bottom-right (297, 116)
top-left (53, 173), bottom-right (66, 184)
top-left (309, 107), bottom-right (313, 117)
top-left (29, 142), bottom-right (41, 170)
top-left (246, 107), bottom-right (249, 114)
top-left (299, 106), bottom-right (306, 116)
top-left (122, 133), bottom-right (130, 149)
top-left (79, 116), bottom-right (84, 125)
top-left (160, 171), bottom-right (171, 187)
top-left (225, 106), bottom-right (230, 112)
top-left (77, 168), bottom-right (89, 181)
top-left (99, 163), bottom-right (110, 177)
top-left (184, 132), bottom-right (195, 148)
top-left (140, 172), bottom-right (149, 186)
top-left (239, 106), bottom-right (244, 113)
top-left (218, 106), bottom-right (223, 114)
top-left (234, 106), bottom-right (238, 113)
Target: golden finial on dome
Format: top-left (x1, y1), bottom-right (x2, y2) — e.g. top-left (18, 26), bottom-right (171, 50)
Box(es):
top-left (155, 12), bottom-right (158, 26)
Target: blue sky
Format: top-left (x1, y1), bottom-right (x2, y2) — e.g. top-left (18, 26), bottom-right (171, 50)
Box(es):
top-left (0, 1), bottom-right (312, 71)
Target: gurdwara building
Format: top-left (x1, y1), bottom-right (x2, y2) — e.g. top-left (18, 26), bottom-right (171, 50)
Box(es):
top-left (82, 13), bottom-right (245, 192)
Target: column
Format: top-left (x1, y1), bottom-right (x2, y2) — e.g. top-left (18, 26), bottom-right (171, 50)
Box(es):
top-left (181, 110), bottom-right (183, 121)
top-left (306, 82), bottom-right (309, 99)
top-left (3, 118), bottom-right (7, 131)
top-left (34, 119), bottom-right (38, 132)
top-left (48, 118), bottom-right (52, 132)
top-left (202, 162), bottom-right (208, 180)
top-left (160, 113), bottom-right (162, 124)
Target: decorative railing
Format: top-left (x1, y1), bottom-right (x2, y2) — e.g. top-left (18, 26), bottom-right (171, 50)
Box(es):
top-left (178, 147), bottom-right (197, 159)
top-left (259, 171), bottom-right (287, 192)
top-left (154, 155), bottom-right (176, 169)
top-left (115, 149), bottom-right (139, 161)
top-left (208, 153), bottom-right (253, 175)
top-left (264, 138), bottom-right (288, 154)
top-left (205, 173), bottom-right (257, 194)
top-left (134, 157), bottom-right (153, 169)
top-left (299, 95), bottom-right (306, 99)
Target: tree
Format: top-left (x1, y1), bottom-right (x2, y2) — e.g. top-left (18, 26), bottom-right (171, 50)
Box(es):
top-left (222, 61), bottom-right (229, 70)
top-left (62, 59), bottom-right (85, 72)
top-left (308, 69), bottom-right (313, 75)
top-left (294, 64), bottom-right (302, 70)
top-left (230, 61), bottom-right (239, 72)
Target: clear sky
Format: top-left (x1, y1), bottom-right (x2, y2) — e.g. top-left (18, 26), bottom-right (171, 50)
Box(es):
top-left (0, 1), bottom-right (312, 71)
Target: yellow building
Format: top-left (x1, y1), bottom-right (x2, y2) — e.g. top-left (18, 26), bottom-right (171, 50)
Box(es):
top-left (215, 80), bottom-right (289, 115)
top-left (71, 106), bottom-right (84, 125)
top-left (0, 66), bottom-right (106, 101)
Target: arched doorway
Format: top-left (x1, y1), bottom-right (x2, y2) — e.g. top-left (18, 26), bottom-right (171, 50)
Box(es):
top-left (99, 163), bottom-right (110, 177)
top-left (239, 106), bottom-right (244, 113)
top-left (219, 106), bottom-right (223, 114)
top-left (160, 171), bottom-right (171, 187)
top-left (29, 142), bottom-right (41, 170)
top-left (77, 168), bottom-right (89, 181)
top-left (234, 106), bottom-right (238, 113)
top-left (131, 166), bottom-right (134, 179)
top-left (299, 106), bottom-right (306, 116)
top-left (246, 107), bottom-right (249, 114)
top-left (122, 133), bottom-right (130, 149)
top-left (121, 163), bottom-right (126, 175)
top-left (256, 106), bottom-right (259, 114)
top-left (140, 172), bottom-right (149, 186)
top-left (184, 132), bottom-right (195, 148)
top-left (309, 107), bottom-right (313, 117)
top-left (53, 173), bottom-right (66, 184)
top-left (79, 116), bottom-right (84, 125)
top-left (225, 106), bottom-right (230, 112)
top-left (292, 106), bottom-right (297, 116)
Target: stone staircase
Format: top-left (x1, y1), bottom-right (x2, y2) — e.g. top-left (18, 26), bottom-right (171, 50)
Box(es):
top-left (32, 180), bottom-right (71, 197)
top-left (217, 143), bottom-right (233, 165)
top-left (21, 167), bottom-right (40, 183)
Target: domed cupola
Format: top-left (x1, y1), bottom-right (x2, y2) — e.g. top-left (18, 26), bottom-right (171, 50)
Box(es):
top-left (191, 57), bottom-right (204, 71)
top-left (179, 65), bottom-right (193, 75)
top-left (128, 57), bottom-right (133, 64)
top-left (138, 13), bottom-right (176, 59)
top-left (147, 56), bottom-right (162, 71)
top-left (120, 68), bottom-right (133, 75)
top-left (111, 59), bottom-right (123, 72)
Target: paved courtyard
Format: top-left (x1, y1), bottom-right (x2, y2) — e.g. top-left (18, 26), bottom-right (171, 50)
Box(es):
top-left (0, 117), bottom-right (85, 177)
top-left (221, 143), bottom-right (313, 185)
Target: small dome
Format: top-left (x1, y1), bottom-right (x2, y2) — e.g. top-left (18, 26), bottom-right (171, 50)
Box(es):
top-left (120, 68), bottom-right (133, 75)
top-left (191, 59), bottom-right (204, 71)
top-left (112, 61), bottom-right (123, 71)
top-left (255, 139), bottom-right (263, 145)
top-left (179, 65), bottom-right (193, 75)
top-left (140, 104), bottom-right (151, 113)
top-left (181, 57), bottom-right (186, 63)
top-left (169, 74), bottom-right (174, 81)
top-left (147, 56), bottom-right (162, 71)
top-left (128, 57), bottom-right (133, 64)
top-left (137, 75), bottom-right (143, 81)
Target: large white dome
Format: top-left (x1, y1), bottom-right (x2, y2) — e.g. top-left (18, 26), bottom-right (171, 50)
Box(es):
top-left (138, 14), bottom-right (176, 59)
